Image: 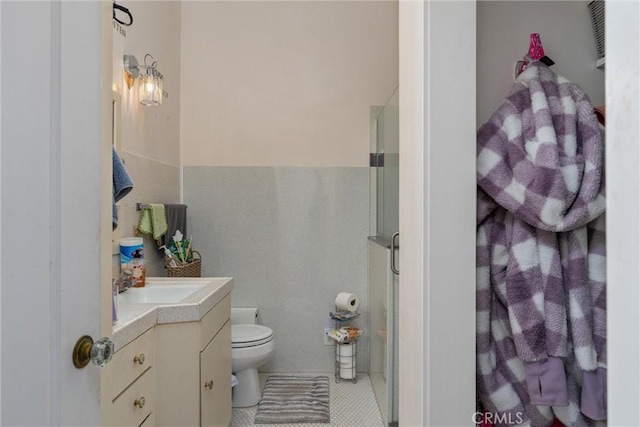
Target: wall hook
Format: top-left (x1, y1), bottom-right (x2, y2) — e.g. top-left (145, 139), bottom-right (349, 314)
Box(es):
top-left (113, 1), bottom-right (133, 27)
top-left (515, 33), bottom-right (555, 79)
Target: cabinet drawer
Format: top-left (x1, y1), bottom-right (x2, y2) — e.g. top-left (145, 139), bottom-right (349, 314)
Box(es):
top-left (105, 368), bottom-right (154, 427)
top-left (200, 293), bottom-right (230, 349)
top-left (105, 328), bottom-right (154, 400)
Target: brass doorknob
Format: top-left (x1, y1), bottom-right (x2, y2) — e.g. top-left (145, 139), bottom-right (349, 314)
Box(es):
top-left (134, 397), bottom-right (146, 409)
top-left (72, 336), bottom-right (114, 369)
top-left (133, 354), bottom-right (145, 365)
top-left (204, 380), bottom-right (213, 389)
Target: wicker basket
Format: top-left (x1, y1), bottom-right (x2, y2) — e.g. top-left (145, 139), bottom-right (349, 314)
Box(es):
top-left (166, 250), bottom-right (202, 277)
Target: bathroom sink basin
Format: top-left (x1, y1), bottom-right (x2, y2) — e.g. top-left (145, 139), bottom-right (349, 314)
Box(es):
top-left (118, 283), bottom-right (207, 304)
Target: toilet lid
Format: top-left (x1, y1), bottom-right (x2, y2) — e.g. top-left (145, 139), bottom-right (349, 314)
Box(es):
top-left (232, 324), bottom-right (273, 348)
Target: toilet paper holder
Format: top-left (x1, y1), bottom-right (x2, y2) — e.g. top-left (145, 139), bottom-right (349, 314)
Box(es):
top-left (330, 299), bottom-right (360, 384)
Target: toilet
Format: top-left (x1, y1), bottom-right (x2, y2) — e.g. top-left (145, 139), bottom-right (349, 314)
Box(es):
top-left (231, 308), bottom-right (275, 407)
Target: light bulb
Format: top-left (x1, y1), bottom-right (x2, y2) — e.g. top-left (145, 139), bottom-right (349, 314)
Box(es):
top-left (138, 70), bottom-right (162, 107)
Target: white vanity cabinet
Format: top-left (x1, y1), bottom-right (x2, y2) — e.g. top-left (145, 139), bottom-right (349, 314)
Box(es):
top-left (154, 293), bottom-right (232, 427)
top-left (200, 321), bottom-right (231, 426)
top-left (102, 328), bottom-right (155, 427)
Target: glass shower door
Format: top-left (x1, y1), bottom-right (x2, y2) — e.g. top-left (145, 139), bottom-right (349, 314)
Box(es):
top-left (368, 86), bottom-right (399, 427)
top-left (376, 88), bottom-right (399, 242)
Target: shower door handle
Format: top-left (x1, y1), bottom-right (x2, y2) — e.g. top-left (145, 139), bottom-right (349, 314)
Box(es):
top-left (390, 232), bottom-right (399, 275)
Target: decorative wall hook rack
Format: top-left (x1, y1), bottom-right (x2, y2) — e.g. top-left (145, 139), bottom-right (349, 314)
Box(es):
top-left (515, 33), bottom-right (555, 78)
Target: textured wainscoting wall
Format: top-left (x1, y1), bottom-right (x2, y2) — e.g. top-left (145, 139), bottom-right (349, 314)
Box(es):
top-left (184, 167), bottom-right (369, 372)
top-left (112, 152), bottom-right (181, 278)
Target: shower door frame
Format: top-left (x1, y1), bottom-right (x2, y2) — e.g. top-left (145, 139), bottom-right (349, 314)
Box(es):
top-left (368, 87), bottom-right (400, 426)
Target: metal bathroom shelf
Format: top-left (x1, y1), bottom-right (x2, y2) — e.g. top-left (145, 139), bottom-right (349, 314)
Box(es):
top-left (330, 311), bottom-right (360, 322)
top-left (330, 309), bottom-right (360, 384)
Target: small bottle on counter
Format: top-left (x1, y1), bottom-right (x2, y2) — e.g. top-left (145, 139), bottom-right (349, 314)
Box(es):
top-left (120, 237), bottom-right (146, 287)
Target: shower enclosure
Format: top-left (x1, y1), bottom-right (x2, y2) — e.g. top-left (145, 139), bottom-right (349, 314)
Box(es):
top-left (368, 86), bottom-right (399, 427)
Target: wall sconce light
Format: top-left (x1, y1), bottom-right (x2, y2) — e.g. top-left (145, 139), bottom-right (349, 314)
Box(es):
top-left (123, 54), bottom-right (164, 107)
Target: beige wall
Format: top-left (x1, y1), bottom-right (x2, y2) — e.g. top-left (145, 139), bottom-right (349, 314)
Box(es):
top-left (112, 1), bottom-right (181, 277)
top-left (113, 1), bottom-right (181, 165)
top-left (477, 0), bottom-right (604, 125)
top-left (180, 1), bottom-right (398, 167)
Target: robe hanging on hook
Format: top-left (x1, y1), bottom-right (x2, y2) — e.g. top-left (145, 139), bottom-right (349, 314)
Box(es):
top-left (113, 1), bottom-right (133, 27)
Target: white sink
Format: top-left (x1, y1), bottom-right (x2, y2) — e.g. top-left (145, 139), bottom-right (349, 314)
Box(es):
top-left (118, 283), bottom-right (207, 304)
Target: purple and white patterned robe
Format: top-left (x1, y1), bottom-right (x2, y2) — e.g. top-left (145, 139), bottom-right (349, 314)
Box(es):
top-left (476, 62), bottom-right (606, 427)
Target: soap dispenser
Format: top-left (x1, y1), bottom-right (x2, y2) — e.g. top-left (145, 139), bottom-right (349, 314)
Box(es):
top-left (160, 245), bottom-right (179, 267)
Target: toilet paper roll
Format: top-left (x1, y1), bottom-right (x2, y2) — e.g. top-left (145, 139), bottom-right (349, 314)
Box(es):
top-left (335, 292), bottom-right (359, 312)
top-left (336, 342), bottom-right (355, 357)
top-left (340, 366), bottom-right (356, 380)
top-left (336, 354), bottom-right (354, 364)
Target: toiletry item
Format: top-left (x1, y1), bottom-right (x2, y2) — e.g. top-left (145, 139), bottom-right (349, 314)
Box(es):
top-left (120, 237), bottom-right (146, 287)
top-left (186, 235), bottom-right (193, 260)
top-left (327, 326), bottom-right (362, 343)
top-left (328, 328), bottom-right (349, 343)
top-left (177, 241), bottom-right (185, 263)
top-left (172, 230), bottom-right (186, 263)
top-left (159, 245), bottom-right (179, 267)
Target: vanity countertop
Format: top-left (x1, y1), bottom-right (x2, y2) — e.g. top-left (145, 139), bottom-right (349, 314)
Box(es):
top-left (112, 277), bottom-right (233, 351)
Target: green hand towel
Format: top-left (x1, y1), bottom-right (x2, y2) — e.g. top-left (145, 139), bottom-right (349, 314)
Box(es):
top-left (138, 203), bottom-right (168, 245)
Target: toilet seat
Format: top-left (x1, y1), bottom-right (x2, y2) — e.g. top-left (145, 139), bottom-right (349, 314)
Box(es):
top-left (232, 324), bottom-right (273, 348)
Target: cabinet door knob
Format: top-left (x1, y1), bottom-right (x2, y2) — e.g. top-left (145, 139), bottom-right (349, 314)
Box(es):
top-left (204, 380), bottom-right (213, 389)
top-left (133, 354), bottom-right (145, 365)
top-left (134, 397), bottom-right (146, 409)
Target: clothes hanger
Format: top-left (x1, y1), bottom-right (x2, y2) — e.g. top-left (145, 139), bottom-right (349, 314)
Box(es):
top-left (113, 1), bottom-right (133, 27)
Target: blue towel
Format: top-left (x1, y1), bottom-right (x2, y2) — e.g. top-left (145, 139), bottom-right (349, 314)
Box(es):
top-left (113, 147), bottom-right (133, 230)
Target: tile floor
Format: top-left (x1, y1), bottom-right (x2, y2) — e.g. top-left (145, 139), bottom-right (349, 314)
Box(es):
top-left (230, 373), bottom-right (384, 427)
top-left (369, 373), bottom-right (387, 425)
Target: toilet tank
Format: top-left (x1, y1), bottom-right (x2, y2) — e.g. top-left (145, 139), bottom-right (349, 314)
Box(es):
top-left (231, 308), bottom-right (258, 325)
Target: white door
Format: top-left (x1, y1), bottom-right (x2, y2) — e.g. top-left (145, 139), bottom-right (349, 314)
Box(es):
top-left (398, 1), bottom-right (477, 425)
top-left (606, 1), bottom-right (640, 424)
top-left (1, 1), bottom-right (112, 425)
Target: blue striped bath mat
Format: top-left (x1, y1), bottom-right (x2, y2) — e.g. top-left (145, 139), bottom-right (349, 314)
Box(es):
top-left (254, 375), bottom-right (330, 424)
